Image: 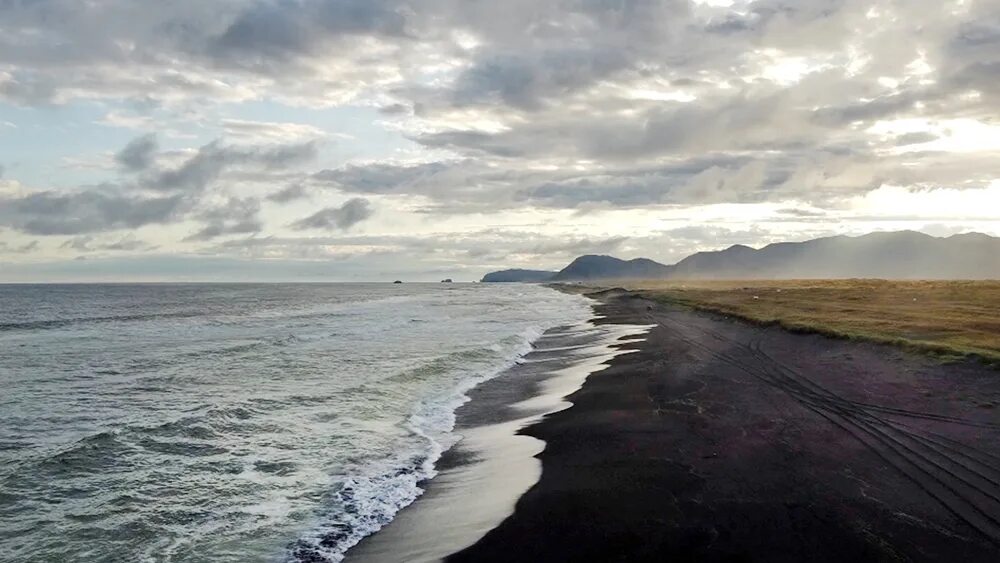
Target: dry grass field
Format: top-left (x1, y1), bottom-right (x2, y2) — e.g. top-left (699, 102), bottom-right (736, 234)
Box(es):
top-left (609, 280), bottom-right (1000, 364)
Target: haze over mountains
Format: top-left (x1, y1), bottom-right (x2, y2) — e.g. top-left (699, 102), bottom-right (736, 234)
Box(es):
top-left (481, 231), bottom-right (1000, 282)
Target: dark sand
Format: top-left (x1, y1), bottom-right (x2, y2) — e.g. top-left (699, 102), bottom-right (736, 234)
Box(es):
top-left (447, 290), bottom-right (1000, 562)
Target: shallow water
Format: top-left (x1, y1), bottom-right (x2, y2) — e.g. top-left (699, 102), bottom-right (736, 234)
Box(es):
top-left (0, 283), bottom-right (591, 563)
top-left (344, 319), bottom-right (653, 563)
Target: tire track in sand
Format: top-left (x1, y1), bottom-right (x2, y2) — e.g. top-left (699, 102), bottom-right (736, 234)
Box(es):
top-left (655, 313), bottom-right (1000, 545)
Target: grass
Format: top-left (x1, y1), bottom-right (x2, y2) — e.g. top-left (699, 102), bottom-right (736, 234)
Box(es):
top-left (604, 279), bottom-right (1000, 365)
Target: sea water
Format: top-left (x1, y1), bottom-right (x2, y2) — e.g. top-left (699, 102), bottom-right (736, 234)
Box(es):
top-left (0, 283), bottom-right (592, 563)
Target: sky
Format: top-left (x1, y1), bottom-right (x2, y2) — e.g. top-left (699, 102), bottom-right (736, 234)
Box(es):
top-left (1, 0), bottom-right (999, 282)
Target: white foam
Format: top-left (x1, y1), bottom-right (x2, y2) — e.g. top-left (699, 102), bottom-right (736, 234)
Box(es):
top-left (287, 316), bottom-right (583, 563)
top-left (345, 318), bottom-right (655, 562)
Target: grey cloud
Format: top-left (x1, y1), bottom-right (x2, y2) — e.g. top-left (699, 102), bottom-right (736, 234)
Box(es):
top-left (0, 240), bottom-right (40, 254)
top-left (104, 239), bottom-right (150, 251)
top-left (776, 208), bottom-right (827, 218)
top-left (145, 147), bottom-right (229, 193)
top-left (207, 0), bottom-right (408, 67)
top-left (313, 130), bottom-right (998, 213)
top-left (61, 236), bottom-right (94, 252)
top-left (291, 198), bottom-right (374, 230)
top-left (945, 16), bottom-right (1000, 97)
top-left (414, 131), bottom-right (528, 158)
top-left (519, 236), bottom-right (628, 256)
top-left (61, 234), bottom-right (155, 252)
top-left (103, 237), bottom-right (156, 251)
top-left (145, 139), bottom-right (318, 193)
top-left (0, 190), bottom-right (184, 235)
top-left (519, 158), bottom-right (778, 208)
top-left (0, 0), bottom-right (413, 106)
top-left (452, 48), bottom-right (629, 110)
top-left (313, 161), bottom-right (451, 194)
top-left (705, 14), bottom-right (755, 35)
top-left (0, 131), bottom-right (328, 240)
top-left (316, 153), bottom-right (792, 211)
top-left (949, 61), bottom-right (1000, 98)
top-left (267, 183), bottom-right (310, 203)
top-left (184, 221), bottom-right (261, 242)
top-left (116, 133), bottom-right (159, 172)
top-left (811, 92), bottom-right (923, 127)
top-left (0, 72), bottom-right (57, 105)
top-left (184, 198), bottom-right (263, 242)
top-left (893, 132), bottom-right (939, 146)
top-left (378, 103), bottom-right (411, 115)
top-left (416, 90), bottom-right (818, 161)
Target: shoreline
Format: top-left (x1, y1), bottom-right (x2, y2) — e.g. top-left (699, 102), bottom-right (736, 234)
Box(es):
top-left (446, 289), bottom-right (1000, 562)
top-left (344, 306), bottom-right (651, 562)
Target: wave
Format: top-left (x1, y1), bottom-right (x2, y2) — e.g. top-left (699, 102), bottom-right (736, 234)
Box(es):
top-left (12, 402), bottom-right (272, 481)
top-left (28, 430), bottom-right (137, 479)
top-left (0, 310), bottom-right (204, 332)
top-left (283, 325), bottom-right (547, 563)
top-left (287, 452), bottom-right (438, 563)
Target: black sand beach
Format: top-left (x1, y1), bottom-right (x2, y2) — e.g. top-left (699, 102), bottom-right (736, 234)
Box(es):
top-left (344, 318), bottom-right (651, 562)
top-left (446, 289), bottom-right (1000, 562)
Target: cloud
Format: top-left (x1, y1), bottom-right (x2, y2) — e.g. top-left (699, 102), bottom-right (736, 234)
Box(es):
top-left (312, 161), bottom-right (453, 194)
top-left (115, 133), bottom-right (159, 172)
top-left (267, 183), bottom-right (310, 203)
top-left (184, 221), bottom-right (261, 241)
top-left (0, 130), bottom-right (334, 243)
top-left (0, 190), bottom-right (184, 235)
top-left (61, 234), bottom-right (156, 252)
top-left (314, 155), bottom-right (792, 211)
top-left (775, 207), bottom-right (827, 218)
top-left (4, 0), bottom-right (1000, 279)
top-left (0, 72), bottom-right (57, 106)
top-left (207, 0), bottom-right (408, 66)
top-left (290, 198), bottom-right (374, 230)
top-left (518, 235), bottom-right (629, 256)
top-left (184, 198), bottom-right (263, 241)
top-left (144, 139), bottom-right (318, 193)
top-left (452, 48), bottom-right (630, 110)
top-left (519, 157), bottom-right (776, 208)
top-left (892, 132), bottom-right (941, 146)
top-left (0, 239), bottom-right (39, 254)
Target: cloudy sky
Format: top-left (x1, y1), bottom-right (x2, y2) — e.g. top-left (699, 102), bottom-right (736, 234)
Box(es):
top-left (1, 0), bottom-right (999, 281)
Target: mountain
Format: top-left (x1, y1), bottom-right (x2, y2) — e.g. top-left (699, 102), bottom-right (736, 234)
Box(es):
top-left (670, 231), bottom-right (1000, 279)
top-left (551, 255), bottom-right (674, 281)
top-left (480, 269), bottom-right (557, 282)
top-left (480, 231), bottom-right (1000, 281)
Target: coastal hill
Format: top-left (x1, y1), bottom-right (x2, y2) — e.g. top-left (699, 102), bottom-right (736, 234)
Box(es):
top-left (550, 255), bottom-right (673, 281)
top-left (481, 269), bottom-right (558, 283)
top-left (482, 231), bottom-right (1000, 281)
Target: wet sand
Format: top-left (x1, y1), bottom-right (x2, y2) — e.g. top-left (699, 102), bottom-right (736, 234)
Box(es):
top-left (447, 290), bottom-right (1000, 562)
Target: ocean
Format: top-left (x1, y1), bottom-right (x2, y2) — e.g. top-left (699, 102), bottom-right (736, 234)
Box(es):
top-left (0, 283), bottom-right (594, 563)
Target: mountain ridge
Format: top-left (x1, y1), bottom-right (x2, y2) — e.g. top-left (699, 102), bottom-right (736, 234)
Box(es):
top-left (550, 255), bottom-right (675, 281)
top-left (481, 231), bottom-right (1000, 282)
